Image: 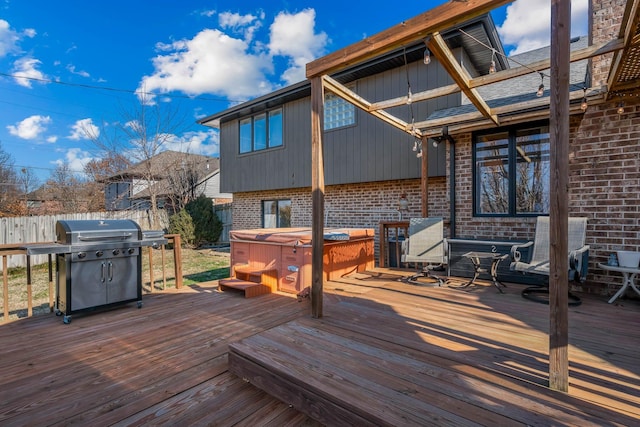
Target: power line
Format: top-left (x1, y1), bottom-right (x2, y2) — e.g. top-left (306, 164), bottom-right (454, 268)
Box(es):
top-left (0, 71), bottom-right (243, 104)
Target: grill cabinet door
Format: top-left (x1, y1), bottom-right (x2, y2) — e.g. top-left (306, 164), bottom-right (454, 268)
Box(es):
top-left (106, 255), bottom-right (138, 303)
top-left (70, 260), bottom-right (108, 310)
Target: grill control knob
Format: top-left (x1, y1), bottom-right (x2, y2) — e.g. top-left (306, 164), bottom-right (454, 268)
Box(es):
top-left (77, 252), bottom-right (86, 259)
top-left (112, 249), bottom-right (120, 255)
top-left (96, 251), bottom-right (104, 257)
top-left (128, 248), bottom-right (135, 255)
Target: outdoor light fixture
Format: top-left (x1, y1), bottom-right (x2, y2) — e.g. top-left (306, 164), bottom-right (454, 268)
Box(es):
top-left (423, 38), bottom-right (432, 65)
top-left (406, 87), bottom-right (413, 104)
top-left (581, 88), bottom-right (588, 111)
top-left (617, 102), bottom-right (625, 115)
top-left (398, 193), bottom-right (409, 212)
top-left (489, 49), bottom-right (497, 74)
top-left (536, 73), bottom-right (545, 97)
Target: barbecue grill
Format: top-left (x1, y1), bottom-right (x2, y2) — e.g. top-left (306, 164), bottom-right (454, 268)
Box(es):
top-left (29, 219), bottom-right (167, 324)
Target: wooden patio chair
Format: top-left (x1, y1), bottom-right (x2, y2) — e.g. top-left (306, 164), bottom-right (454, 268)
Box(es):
top-left (400, 217), bottom-right (448, 286)
top-left (510, 216), bottom-right (589, 306)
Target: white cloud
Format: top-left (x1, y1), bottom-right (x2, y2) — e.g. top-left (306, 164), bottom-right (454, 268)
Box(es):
top-left (219, 11), bottom-right (263, 42)
top-left (66, 64), bottom-right (90, 78)
top-left (200, 9), bottom-right (216, 18)
top-left (163, 129), bottom-right (220, 156)
top-left (23, 28), bottom-right (36, 38)
top-left (47, 135), bottom-right (58, 143)
top-left (7, 115), bottom-right (51, 139)
top-left (138, 8), bottom-right (329, 101)
top-left (68, 118), bottom-right (99, 140)
top-left (53, 148), bottom-right (94, 174)
top-left (498, 0), bottom-right (589, 55)
top-left (269, 9), bottom-right (328, 85)
top-left (0, 19), bottom-right (20, 57)
top-left (12, 57), bottom-right (46, 87)
top-left (138, 28), bottom-right (274, 101)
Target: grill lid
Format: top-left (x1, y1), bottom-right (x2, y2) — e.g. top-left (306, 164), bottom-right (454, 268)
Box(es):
top-left (56, 219), bottom-right (142, 245)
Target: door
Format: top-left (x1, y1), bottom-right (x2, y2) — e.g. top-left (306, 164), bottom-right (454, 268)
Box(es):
top-left (106, 255), bottom-right (139, 303)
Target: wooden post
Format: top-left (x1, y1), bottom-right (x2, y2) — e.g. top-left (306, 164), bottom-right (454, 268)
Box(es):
top-left (48, 254), bottom-right (54, 312)
top-left (310, 76), bottom-right (325, 318)
top-left (421, 136), bottom-right (429, 217)
top-left (3, 256), bottom-right (8, 321)
top-left (26, 255), bottom-right (32, 317)
top-left (172, 235), bottom-right (183, 289)
top-left (161, 244), bottom-right (167, 290)
top-left (148, 247), bottom-right (155, 293)
top-left (549, 0), bottom-right (570, 392)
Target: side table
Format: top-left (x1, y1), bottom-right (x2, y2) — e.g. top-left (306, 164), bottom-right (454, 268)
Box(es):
top-left (459, 251), bottom-right (509, 293)
top-left (598, 263), bottom-right (640, 303)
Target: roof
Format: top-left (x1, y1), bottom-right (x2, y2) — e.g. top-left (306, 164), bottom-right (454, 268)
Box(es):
top-left (428, 36), bottom-right (589, 122)
top-left (107, 151), bottom-right (219, 181)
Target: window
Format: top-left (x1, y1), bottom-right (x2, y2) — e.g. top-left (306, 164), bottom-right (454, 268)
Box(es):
top-left (238, 108), bottom-right (283, 154)
top-left (473, 123), bottom-right (550, 216)
top-left (324, 91), bottom-right (355, 130)
top-left (263, 200), bottom-right (291, 228)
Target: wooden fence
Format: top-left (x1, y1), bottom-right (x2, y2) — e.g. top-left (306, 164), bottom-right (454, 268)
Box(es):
top-left (0, 210), bottom-right (170, 269)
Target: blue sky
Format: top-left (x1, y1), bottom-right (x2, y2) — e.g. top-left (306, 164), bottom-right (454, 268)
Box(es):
top-left (0, 0), bottom-right (588, 184)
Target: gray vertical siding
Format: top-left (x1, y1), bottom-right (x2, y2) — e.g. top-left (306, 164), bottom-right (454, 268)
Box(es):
top-left (220, 58), bottom-right (458, 193)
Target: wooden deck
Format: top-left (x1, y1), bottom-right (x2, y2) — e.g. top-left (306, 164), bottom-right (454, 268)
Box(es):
top-left (0, 270), bottom-right (638, 426)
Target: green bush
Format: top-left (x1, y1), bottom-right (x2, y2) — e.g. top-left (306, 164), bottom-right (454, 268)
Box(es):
top-left (168, 209), bottom-right (195, 247)
top-left (185, 195), bottom-right (223, 247)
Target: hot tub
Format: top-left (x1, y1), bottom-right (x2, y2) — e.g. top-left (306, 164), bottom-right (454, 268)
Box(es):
top-left (229, 228), bottom-right (375, 294)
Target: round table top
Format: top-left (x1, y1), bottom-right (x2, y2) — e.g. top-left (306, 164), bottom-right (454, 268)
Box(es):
top-left (597, 262), bottom-right (640, 273)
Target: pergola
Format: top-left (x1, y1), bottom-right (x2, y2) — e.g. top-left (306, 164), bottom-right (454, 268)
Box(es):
top-left (306, 0), bottom-right (640, 391)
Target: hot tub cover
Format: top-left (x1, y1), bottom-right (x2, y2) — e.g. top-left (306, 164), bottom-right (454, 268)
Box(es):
top-left (229, 227), bottom-right (374, 246)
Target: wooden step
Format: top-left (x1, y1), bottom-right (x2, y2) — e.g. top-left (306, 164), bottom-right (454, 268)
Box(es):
top-left (232, 266), bottom-right (278, 292)
top-left (218, 278), bottom-right (272, 298)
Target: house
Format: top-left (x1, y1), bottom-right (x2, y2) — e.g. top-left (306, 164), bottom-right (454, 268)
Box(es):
top-left (199, 0), bottom-right (639, 297)
top-left (103, 151), bottom-right (232, 212)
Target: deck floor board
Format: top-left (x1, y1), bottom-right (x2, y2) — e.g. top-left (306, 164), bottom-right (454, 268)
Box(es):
top-left (1, 270), bottom-right (638, 426)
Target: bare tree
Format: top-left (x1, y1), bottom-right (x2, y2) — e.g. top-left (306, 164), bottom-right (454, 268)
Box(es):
top-left (46, 163), bottom-right (84, 213)
top-left (19, 168), bottom-right (40, 215)
top-left (86, 94), bottom-right (191, 228)
top-left (0, 142), bottom-right (21, 216)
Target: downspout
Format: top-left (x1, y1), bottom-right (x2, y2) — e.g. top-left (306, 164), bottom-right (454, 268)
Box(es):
top-left (449, 137), bottom-right (456, 238)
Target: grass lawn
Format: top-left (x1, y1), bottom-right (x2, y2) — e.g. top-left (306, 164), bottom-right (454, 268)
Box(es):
top-left (1, 247), bottom-right (231, 321)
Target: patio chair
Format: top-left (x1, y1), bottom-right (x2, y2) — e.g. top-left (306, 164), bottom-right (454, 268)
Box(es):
top-left (400, 217), bottom-right (448, 286)
top-left (510, 216), bottom-right (589, 306)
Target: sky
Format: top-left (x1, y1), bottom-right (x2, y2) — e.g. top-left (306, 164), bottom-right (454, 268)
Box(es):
top-left (0, 0), bottom-right (588, 185)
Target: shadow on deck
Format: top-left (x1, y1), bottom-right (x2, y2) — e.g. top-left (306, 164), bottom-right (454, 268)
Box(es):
top-left (230, 269), bottom-right (640, 426)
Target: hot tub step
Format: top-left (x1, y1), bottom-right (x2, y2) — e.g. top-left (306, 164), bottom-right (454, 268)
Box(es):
top-left (218, 279), bottom-right (272, 298)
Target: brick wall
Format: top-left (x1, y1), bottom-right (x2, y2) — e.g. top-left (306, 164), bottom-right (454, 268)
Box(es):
top-left (232, 178), bottom-right (447, 254)
top-left (590, 0), bottom-right (627, 87)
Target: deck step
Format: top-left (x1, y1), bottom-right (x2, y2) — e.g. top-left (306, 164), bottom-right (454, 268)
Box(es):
top-left (218, 278), bottom-right (272, 298)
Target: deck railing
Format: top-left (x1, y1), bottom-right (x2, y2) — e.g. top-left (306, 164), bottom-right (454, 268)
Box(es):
top-left (0, 234), bottom-right (182, 323)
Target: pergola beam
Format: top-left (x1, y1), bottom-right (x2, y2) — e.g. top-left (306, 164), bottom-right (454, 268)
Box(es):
top-left (368, 38), bottom-right (623, 112)
top-left (428, 32), bottom-right (499, 125)
top-left (306, 0), bottom-right (514, 78)
top-left (322, 75), bottom-right (420, 136)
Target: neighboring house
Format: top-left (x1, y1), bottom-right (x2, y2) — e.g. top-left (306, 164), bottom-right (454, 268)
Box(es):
top-left (199, 0), bottom-right (639, 296)
top-left (104, 151), bottom-right (231, 212)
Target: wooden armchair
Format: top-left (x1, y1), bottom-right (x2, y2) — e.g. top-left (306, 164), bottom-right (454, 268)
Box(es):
top-left (510, 216), bottom-right (589, 305)
top-left (401, 217), bottom-right (448, 286)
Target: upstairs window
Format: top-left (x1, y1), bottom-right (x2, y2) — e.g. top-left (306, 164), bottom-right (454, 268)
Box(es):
top-left (239, 108), bottom-right (283, 154)
top-left (324, 91), bottom-right (355, 130)
top-left (473, 123), bottom-right (550, 216)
